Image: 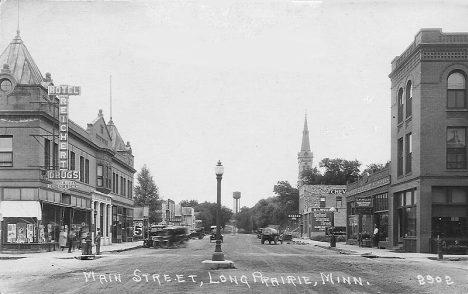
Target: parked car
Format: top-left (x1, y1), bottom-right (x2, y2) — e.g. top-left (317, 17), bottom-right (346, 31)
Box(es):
top-left (189, 228), bottom-right (206, 239)
top-left (143, 225), bottom-right (166, 248)
top-left (160, 226), bottom-right (189, 248)
top-left (209, 225), bottom-right (223, 242)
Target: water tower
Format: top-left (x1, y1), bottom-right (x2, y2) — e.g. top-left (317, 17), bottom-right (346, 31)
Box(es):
top-left (233, 191), bottom-right (241, 214)
top-left (232, 192), bottom-right (241, 235)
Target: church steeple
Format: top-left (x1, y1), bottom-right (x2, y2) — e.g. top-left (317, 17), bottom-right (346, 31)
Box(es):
top-left (301, 113), bottom-right (311, 152)
top-left (298, 112), bottom-right (313, 184)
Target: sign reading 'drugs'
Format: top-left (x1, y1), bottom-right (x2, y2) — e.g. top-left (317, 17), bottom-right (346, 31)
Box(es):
top-left (47, 170), bottom-right (80, 189)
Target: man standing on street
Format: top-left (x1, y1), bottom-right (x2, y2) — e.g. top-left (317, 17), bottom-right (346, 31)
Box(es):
top-left (95, 228), bottom-right (102, 255)
top-left (373, 224), bottom-right (379, 248)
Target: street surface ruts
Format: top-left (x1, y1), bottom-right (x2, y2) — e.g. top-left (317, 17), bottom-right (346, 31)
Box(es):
top-left (1, 234), bottom-right (467, 294)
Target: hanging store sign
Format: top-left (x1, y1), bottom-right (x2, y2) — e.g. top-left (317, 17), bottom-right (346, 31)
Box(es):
top-left (48, 86), bottom-right (81, 95)
top-left (46, 85), bottom-right (81, 190)
top-left (355, 198), bottom-right (372, 207)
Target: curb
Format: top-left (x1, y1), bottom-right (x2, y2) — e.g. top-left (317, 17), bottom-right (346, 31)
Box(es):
top-left (106, 245), bottom-right (143, 253)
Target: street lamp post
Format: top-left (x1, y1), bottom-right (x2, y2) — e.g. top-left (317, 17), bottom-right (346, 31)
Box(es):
top-left (329, 207), bottom-right (337, 247)
top-left (212, 160), bottom-right (225, 261)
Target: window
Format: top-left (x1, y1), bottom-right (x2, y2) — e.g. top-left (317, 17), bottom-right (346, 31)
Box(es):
top-left (397, 190), bottom-right (417, 237)
top-left (397, 138), bottom-right (403, 176)
top-left (447, 127), bottom-right (466, 169)
top-left (128, 180), bottom-right (132, 198)
top-left (121, 176), bottom-right (125, 196)
top-left (97, 165), bottom-right (103, 187)
top-left (44, 139), bottom-right (50, 169)
top-left (447, 72), bottom-right (466, 109)
top-left (336, 196), bottom-right (342, 208)
top-left (405, 133), bottom-right (412, 174)
top-left (397, 88), bottom-right (404, 124)
top-left (85, 159), bottom-right (90, 184)
top-left (0, 135), bottom-right (13, 167)
top-left (80, 156), bottom-right (84, 182)
top-left (52, 143), bottom-right (58, 169)
top-left (70, 151), bottom-right (75, 170)
top-left (0, 78), bottom-right (12, 92)
top-left (320, 197), bottom-right (326, 208)
top-left (432, 186), bottom-right (467, 204)
top-left (374, 193), bottom-right (388, 212)
top-left (406, 81), bottom-right (412, 118)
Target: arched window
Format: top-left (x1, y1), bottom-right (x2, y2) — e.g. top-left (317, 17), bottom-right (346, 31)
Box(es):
top-left (447, 72), bottom-right (466, 109)
top-left (405, 81), bottom-right (412, 118)
top-left (397, 88), bottom-right (404, 124)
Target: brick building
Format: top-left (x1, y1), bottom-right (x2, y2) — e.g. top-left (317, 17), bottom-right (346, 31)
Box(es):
top-left (299, 185), bottom-right (346, 238)
top-left (345, 167), bottom-right (390, 248)
top-left (0, 33), bottom-right (136, 252)
top-left (389, 29), bottom-right (468, 253)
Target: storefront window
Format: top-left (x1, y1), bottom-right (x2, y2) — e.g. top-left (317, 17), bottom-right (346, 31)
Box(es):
top-left (348, 215), bottom-right (359, 239)
top-left (432, 217), bottom-right (468, 239)
top-left (397, 189), bottom-right (417, 238)
top-left (4, 219), bottom-right (37, 243)
top-left (404, 207), bottom-right (417, 237)
top-left (378, 213), bottom-right (389, 241)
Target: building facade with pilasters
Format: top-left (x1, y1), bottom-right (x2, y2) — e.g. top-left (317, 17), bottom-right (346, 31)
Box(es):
top-left (0, 33), bottom-right (135, 252)
top-left (389, 29), bottom-right (468, 253)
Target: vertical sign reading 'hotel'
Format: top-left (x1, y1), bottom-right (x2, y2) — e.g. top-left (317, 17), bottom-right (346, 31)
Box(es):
top-left (47, 85), bottom-right (81, 189)
top-left (48, 85), bottom-right (81, 170)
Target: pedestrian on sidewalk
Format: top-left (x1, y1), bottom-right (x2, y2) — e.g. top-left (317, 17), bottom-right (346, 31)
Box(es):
top-left (59, 227), bottom-right (67, 251)
top-left (95, 228), bottom-right (102, 255)
top-left (68, 228), bottom-right (76, 253)
top-left (373, 224), bottom-right (379, 248)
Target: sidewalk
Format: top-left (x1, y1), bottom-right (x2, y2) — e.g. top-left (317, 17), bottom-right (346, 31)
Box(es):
top-left (0, 240), bottom-right (143, 260)
top-left (291, 238), bottom-right (468, 262)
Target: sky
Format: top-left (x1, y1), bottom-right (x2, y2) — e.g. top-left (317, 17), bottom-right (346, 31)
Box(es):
top-left (1, 0), bottom-right (467, 209)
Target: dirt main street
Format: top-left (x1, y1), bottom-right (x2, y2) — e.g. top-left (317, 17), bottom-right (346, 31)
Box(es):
top-left (1, 234), bottom-right (467, 294)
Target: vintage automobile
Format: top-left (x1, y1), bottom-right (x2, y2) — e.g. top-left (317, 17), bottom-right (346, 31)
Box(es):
top-left (189, 228), bottom-right (206, 239)
top-left (261, 226), bottom-right (283, 245)
top-left (256, 228), bottom-right (264, 239)
top-left (209, 225), bottom-right (223, 243)
top-left (160, 226), bottom-right (189, 248)
top-left (282, 231), bottom-right (293, 242)
top-left (142, 225), bottom-right (166, 248)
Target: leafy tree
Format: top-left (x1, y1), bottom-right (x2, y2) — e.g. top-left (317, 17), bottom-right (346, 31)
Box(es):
top-left (319, 158), bottom-right (361, 185)
top-left (300, 167), bottom-right (323, 185)
top-left (360, 161), bottom-right (390, 175)
top-left (273, 181), bottom-right (299, 212)
top-left (194, 201), bottom-right (234, 232)
top-left (180, 199), bottom-right (199, 207)
top-left (235, 207), bottom-right (253, 232)
top-left (134, 165), bottom-right (161, 224)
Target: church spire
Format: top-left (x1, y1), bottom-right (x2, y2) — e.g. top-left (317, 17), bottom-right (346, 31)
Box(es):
top-left (301, 113), bottom-right (311, 151)
top-left (298, 112), bottom-right (313, 184)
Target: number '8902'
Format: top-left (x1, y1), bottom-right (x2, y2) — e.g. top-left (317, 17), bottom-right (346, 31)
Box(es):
top-left (417, 275), bottom-right (454, 285)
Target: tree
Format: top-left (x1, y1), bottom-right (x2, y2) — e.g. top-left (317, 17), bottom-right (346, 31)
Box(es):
top-left (300, 167), bottom-right (323, 185)
top-left (361, 161), bottom-right (390, 175)
top-left (133, 165), bottom-right (161, 224)
top-left (235, 207), bottom-right (253, 233)
top-left (193, 201), bottom-right (234, 232)
top-left (180, 199), bottom-right (199, 207)
top-left (319, 158), bottom-right (361, 185)
top-left (273, 181), bottom-right (299, 212)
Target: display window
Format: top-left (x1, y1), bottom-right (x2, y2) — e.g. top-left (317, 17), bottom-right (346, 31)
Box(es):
top-left (4, 218), bottom-right (38, 243)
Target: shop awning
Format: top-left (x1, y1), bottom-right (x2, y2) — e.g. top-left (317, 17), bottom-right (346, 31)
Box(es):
top-left (0, 201), bottom-right (42, 220)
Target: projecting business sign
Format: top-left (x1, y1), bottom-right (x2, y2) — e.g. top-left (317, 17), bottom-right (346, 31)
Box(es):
top-left (311, 211), bottom-right (333, 232)
top-left (48, 86), bottom-right (81, 95)
top-left (46, 85), bottom-right (81, 190)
